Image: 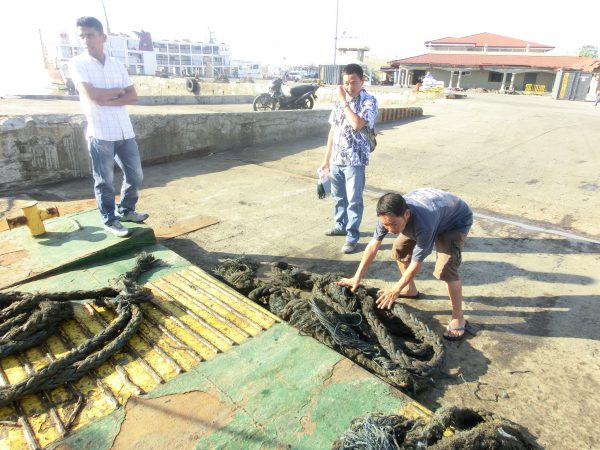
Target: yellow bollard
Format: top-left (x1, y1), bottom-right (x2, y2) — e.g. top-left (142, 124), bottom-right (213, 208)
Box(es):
top-left (6, 201), bottom-right (60, 236)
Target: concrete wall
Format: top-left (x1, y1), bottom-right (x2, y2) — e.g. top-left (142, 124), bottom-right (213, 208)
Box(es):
top-left (0, 115), bottom-right (90, 190)
top-left (428, 69), bottom-right (556, 91)
top-left (0, 107), bottom-right (421, 190)
top-left (13, 95), bottom-right (256, 105)
top-left (136, 95), bottom-right (255, 105)
top-left (131, 76), bottom-right (268, 96)
top-left (0, 111), bottom-right (328, 190)
top-left (16, 85), bottom-right (424, 108)
top-left (131, 77), bottom-right (423, 106)
top-left (429, 69), bottom-right (500, 89)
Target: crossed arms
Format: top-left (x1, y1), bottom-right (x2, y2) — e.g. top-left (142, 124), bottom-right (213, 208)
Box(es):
top-left (78, 83), bottom-right (138, 107)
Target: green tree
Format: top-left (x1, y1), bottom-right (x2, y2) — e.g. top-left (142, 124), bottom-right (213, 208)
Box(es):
top-left (579, 45), bottom-right (598, 58)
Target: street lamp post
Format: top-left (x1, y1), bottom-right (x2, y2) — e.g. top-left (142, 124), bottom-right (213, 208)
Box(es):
top-left (333, 0), bottom-right (339, 68)
top-left (101, 0), bottom-right (111, 33)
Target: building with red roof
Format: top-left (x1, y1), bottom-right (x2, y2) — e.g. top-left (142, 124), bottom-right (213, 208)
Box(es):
top-left (384, 33), bottom-right (600, 100)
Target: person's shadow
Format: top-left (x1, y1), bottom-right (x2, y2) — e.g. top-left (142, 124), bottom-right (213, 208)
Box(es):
top-left (35, 225), bottom-right (108, 246)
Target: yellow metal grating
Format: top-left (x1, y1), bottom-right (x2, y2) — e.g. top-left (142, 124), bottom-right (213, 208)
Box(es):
top-left (0, 266), bottom-right (278, 449)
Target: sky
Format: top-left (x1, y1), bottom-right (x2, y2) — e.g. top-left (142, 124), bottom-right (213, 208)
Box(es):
top-left (2, 0), bottom-right (600, 94)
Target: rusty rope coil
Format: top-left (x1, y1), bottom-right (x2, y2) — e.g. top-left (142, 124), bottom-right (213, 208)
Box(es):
top-left (0, 252), bottom-right (160, 408)
top-left (213, 258), bottom-right (445, 394)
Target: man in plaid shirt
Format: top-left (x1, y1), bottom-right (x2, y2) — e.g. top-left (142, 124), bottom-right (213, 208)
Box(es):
top-left (69, 16), bottom-right (148, 237)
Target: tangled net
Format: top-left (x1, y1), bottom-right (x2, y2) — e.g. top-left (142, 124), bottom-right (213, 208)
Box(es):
top-left (214, 257), bottom-right (445, 394)
top-left (332, 407), bottom-right (539, 449)
top-left (0, 252), bottom-right (160, 408)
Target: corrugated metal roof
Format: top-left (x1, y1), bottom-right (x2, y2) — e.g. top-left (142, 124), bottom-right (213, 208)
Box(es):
top-left (425, 32), bottom-right (553, 49)
top-left (389, 53), bottom-right (600, 72)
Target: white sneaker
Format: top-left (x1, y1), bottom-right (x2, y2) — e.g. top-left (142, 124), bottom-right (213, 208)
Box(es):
top-left (104, 220), bottom-right (132, 237)
top-left (117, 211), bottom-right (149, 223)
top-left (341, 241), bottom-right (358, 254)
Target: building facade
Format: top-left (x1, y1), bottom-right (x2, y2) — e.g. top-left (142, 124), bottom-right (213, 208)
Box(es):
top-left (384, 33), bottom-right (600, 99)
top-left (51, 30), bottom-right (231, 81)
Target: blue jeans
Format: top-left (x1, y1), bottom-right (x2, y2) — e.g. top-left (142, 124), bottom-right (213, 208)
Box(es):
top-left (88, 137), bottom-right (144, 224)
top-left (330, 164), bottom-right (366, 244)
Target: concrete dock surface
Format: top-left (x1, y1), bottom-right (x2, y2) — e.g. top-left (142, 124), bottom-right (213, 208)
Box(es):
top-left (1, 93), bottom-right (600, 449)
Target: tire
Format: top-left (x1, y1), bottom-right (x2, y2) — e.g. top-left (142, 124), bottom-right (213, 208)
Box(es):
top-left (301, 96), bottom-right (314, 110)
top-left (186, 78), bottom-right (199, 94)
top-left (253, 94), bottom-right (275, 111)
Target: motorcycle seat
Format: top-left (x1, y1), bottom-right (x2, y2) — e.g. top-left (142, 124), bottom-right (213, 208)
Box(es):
top-left (290, 84), bottom-right (317, 97)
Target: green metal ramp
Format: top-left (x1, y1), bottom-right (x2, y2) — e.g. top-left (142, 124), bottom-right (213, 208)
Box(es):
top-left (0, 210), bottom-right (428, 449)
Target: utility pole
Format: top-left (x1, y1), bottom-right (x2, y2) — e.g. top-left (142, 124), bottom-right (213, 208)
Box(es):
top-left (333, 0), bottom-right (339, 67)
top-left (39, 29), bottom-right (49, 68)
top-left (101, 0), bottom-right (111, 33)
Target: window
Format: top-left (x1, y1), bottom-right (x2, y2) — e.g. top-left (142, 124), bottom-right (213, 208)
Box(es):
top-left (488, 72), bottom-right (503, 82)
top-left (154, 42), bottom-right (168, 52)
top-left (127, 52), bottom-right (143, 63)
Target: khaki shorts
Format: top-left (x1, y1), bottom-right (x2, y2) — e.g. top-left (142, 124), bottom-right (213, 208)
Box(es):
top-left (391, 229), bottom-right (469, 282)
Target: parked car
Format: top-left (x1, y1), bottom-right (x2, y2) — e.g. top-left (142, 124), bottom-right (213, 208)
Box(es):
top-left (286, 71), bottom-right (302, 81)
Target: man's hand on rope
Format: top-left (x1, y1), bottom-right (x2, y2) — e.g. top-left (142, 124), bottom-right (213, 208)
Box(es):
top-left (375, 288), bottom-right (400, 310)
top-left (337, 276), bottom-right (360, 292)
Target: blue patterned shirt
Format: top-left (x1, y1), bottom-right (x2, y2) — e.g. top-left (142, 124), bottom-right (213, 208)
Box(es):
top-left (328, 89), bottom-right (378, 166)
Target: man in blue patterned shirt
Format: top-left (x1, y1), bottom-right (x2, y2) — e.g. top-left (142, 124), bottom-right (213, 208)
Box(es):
top-left (319, 64), bottom-right (378, 254)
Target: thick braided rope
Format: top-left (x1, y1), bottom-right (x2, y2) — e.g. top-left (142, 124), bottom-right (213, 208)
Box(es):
top-left (216, 257), bottom-right (444, 393)
top-left (0, 253), bottom-right (158, 407)
top-left (309, 272), bottom-right (444, 381)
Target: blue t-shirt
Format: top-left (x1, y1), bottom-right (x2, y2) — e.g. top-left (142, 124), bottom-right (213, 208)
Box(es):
top-left (373, 188), bottom-right (473, 261)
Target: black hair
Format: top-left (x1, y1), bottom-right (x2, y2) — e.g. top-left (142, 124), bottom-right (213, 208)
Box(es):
top-left (343, 63), bottom-right (364, 79)
top-left (376, 193), bottom-right (407, 217)
top-left (76, 16), bottom-right (104, 34)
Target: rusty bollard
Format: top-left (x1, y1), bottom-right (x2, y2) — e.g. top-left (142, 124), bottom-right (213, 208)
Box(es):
top-left (6, 201), bottom-right (60, 236)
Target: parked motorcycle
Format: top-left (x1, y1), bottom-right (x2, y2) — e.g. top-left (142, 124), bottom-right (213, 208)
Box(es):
top-left (253, 78), bottom-right (319, 111)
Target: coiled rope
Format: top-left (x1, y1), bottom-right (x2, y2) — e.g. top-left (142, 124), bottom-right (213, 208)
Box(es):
top-left (214, 258), bottom-right (445, 394)
top-left (0, 252), bottom-right (160, 408)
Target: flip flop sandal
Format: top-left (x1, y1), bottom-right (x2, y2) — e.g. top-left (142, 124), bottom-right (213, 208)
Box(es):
top-left (443, 320), bottom-right (469, 341)
top-left (396, 291), bottom-right (421, 299)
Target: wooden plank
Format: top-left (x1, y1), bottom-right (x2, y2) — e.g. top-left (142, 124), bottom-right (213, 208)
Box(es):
top-left (151, 215), bottom-right (219, 240)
